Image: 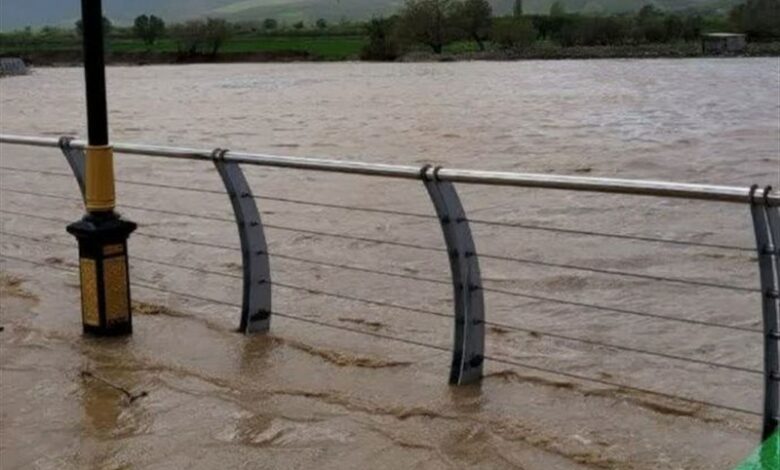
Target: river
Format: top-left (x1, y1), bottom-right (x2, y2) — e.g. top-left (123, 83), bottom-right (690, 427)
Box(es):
top-left (1, 58), bottom-right (779, 469)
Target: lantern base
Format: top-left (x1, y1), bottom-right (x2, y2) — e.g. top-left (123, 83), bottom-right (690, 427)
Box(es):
top-left (67, 212), bottom-right (137, 336)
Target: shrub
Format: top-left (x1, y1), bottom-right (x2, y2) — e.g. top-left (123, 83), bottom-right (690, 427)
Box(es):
top-left (492, 17), bottom-right (537, 49)
top-left (361, 17), bottom-right (400, 60)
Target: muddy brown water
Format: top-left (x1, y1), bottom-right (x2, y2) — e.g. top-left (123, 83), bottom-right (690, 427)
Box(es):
top-left (1, 59), bottom-right (779, 469)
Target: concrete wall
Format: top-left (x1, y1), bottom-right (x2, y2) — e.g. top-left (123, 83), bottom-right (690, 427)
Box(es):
top-left (0, 58), bottom-right (28, 76)
top-left (702, 35), bottom-right (747, 55)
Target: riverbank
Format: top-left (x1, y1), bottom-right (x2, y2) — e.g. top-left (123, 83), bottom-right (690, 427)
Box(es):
top-left (5, 40), bottom-right (780, 66)
top-left (7, 49), bottom-right (317, 67)
top-left (0, 35), bottom-right (366, 65)
top-left (401, 41), bottom-right (780, 62)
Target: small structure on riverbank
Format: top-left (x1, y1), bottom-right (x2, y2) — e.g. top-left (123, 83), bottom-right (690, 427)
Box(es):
top-left (702, 33), bottom-right (747, 55)
top-left (0, 58), bottom-right (28, 76)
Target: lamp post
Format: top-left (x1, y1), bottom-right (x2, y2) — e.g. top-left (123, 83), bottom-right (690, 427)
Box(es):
top-left (67, 0), bottom-right (137, 336)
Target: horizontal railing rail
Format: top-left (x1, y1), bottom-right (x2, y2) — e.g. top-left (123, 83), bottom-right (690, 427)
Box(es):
top-left (2, 134), bottom-right (778, 205)
top-left (1, 133), bottom-right (778, 441)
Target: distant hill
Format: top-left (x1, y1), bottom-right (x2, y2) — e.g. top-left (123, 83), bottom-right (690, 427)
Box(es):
top-left (0, 0), bottom-right (742, 31)
top-left (0, 1), bottom-right (231, 31)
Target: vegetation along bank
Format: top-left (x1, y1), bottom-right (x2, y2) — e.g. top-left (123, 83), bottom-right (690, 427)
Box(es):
top-left (0, 0), bottom-right (778, 64)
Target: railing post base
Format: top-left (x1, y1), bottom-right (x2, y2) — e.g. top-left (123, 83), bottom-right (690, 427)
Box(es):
top-left (212, 149), bottom-right (272, 335)
top-left (751, 185), bottom-right (780, 441)
top-left (422, 165), bottom-right (485, 385)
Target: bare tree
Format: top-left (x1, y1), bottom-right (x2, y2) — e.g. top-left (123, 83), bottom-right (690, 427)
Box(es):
top-left (204, 18), bottom-right (230, 56)
top-left (171, 20), bottom-right (205, 56)
top-left (133, 14), bottom-right (166, 46)
top-left (361, 17), bottom-right (400, 60)
top-left (399, 0), bottom-right (455, 53)
top-left (514, 0), bottom-right (523, 17)
top-left (739, 0), bottom-right (780, 39)
top-left (550, 1), bottom-right (566, 17)
top-left (453, 0), bottom-right (492, 51)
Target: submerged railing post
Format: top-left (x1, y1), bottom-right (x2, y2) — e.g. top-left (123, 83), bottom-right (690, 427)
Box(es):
top-left (751, 185), bottom-right (780, 441)
top-left (212, 149), bottom-right (272, 334)
top-left (422, 165), bottom-right (485, 385)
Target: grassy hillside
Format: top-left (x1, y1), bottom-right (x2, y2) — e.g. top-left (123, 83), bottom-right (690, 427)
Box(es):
top-left (1, 0), bottom-right (742, 31)
top-left (0, 33), bottom-right (367, 60)
top-left (0, 0), bottom-right (234, 30)
top-left (214, 0), bottom-right (404, 23)
top-left (209, 0), bottom-right (742, 23)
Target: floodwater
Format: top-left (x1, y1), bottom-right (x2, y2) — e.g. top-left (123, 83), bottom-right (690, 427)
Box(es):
top-left (1, 59), bottom-right (779, 469)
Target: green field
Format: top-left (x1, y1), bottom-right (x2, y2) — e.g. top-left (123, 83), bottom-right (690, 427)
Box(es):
top-left (0, 35), bottom-right (368, 60)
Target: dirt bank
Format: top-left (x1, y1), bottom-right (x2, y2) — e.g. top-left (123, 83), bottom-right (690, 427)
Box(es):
top-left (11, 41), bottom-right (780, 67)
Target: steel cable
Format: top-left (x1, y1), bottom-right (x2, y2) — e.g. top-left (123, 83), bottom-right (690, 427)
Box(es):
top-left (0, 228), bottom-right (764, 375)
top-left (0, 251), bottom-right (762, 418)
top-left (0, 185), bottom-right (758, 293)
top-left (0, 209), bottom-right (761, 334)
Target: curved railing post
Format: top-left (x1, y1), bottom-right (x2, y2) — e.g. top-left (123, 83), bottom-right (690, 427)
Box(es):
top-left (212, 149), bottom-right (272, 334)
top-left (751, 185), bottom-right (780, 441)
top-left (59, 137), bottom-right (86, 198)
top-left (421, 165), bottom-right (485, 385)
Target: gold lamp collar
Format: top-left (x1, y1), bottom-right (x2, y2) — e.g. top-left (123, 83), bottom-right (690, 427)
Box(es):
top-left (85, 144), bottom-right (116, 212)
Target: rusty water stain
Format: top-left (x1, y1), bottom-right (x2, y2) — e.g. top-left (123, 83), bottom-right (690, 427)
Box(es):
top-left (488, 325), bottom-right (510, 335)
top-left (132, 300), bottom-right (182, 317)
top-left (337, 317), bottom-right (386, 331)
top-left (81, 370), bottom-right (149, 404)
top-left (487, 369), bottom-right (718, 423)
top-left (281, 338), bottom-right (411, 369)
top-left (583, 388), bottom-right (708, 420)
top-left (0, 274), bottom-right (39, 303)
top-left (485, 369), bottom-right (576, 389)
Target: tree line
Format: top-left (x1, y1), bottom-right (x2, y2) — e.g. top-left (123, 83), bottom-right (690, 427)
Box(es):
top-left (1, 14), bottom-right (347, 58)
top-left (115, 0), bottom-right (780, 58)
top-left (363, 0), bottom-right (780, 59)
top-left (75, 15), bottom-right (230, 56)
top-left (2, 0), bottom-right (777, 60)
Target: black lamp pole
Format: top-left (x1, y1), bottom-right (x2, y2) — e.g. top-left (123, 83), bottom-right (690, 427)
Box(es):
top-left (81, 0), bottom-right (109, 147)
top-left (67, 0), bottom-right (137, 336)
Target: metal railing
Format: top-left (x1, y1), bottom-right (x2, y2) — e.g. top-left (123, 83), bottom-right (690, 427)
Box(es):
top-left (5, 134), bottom-right (778, 205)
top-left (1, 133), bottom-right (778, 440)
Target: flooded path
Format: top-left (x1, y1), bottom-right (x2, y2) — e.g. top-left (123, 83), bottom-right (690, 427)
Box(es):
top-left (1, 58), bottom-right (779, 469)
